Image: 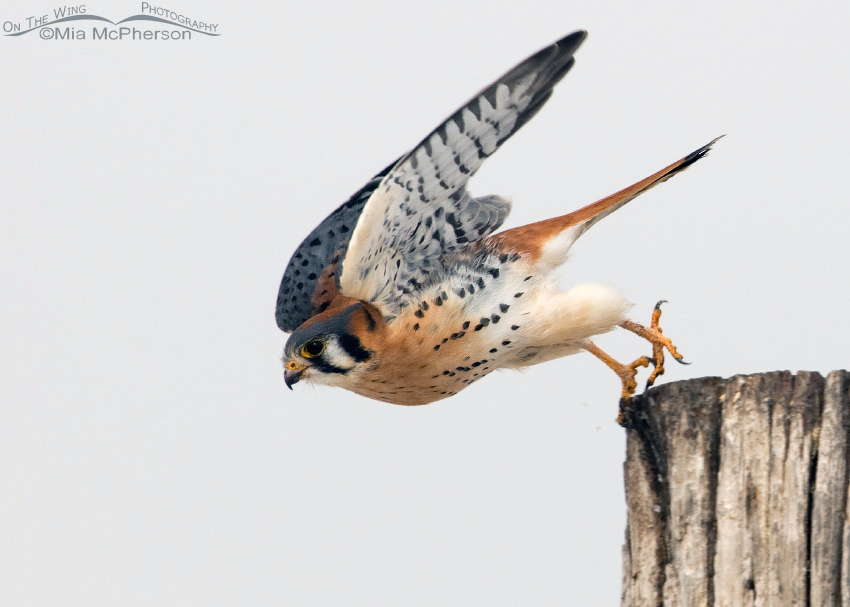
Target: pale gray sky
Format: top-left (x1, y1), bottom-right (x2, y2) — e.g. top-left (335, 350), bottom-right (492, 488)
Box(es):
top-left (2, 1), bottom-right (848, 605)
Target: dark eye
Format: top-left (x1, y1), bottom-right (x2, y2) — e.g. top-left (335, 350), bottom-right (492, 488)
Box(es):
top-left (301, 339), bottom-right (325, 358)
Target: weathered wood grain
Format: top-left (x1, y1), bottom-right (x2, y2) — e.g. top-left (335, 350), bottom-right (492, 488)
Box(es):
top-left (811, 371), bottom-right (850, 607)
top-left (621, 371), bottom-right (848, 607)
top-left (768, 371), bottom-right (823, 607)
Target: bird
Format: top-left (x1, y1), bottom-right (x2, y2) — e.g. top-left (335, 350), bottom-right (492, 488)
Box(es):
top-left (275, 30), bottom-right (719, 418)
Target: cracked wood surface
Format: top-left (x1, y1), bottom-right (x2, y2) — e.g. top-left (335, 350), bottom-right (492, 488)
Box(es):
top-left (620, 371), bottom-right (850, 607)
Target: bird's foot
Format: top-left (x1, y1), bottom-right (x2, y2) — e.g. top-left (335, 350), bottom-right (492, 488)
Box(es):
top-left (619, 300), bottom-right (688, 390)
top-left (582, 340), bottom-right (651, 424)
top-left (582, 302), bottom-right (687, 425)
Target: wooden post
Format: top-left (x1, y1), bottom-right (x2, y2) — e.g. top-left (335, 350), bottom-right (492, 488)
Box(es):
top-left (620, 371), bottom-right (850, 607)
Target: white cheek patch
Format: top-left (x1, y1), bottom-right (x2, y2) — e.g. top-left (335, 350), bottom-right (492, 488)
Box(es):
top-left (322, 339), bottom-right (358, 371)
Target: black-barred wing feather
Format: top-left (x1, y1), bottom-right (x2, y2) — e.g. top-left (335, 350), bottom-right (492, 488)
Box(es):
top-left (338, 31), bottom-right (587, 318)
top-left (275, 160), bottom-right (398, 332)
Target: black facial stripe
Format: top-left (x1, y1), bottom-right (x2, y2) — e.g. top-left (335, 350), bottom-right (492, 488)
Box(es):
top-left (361, 307), bottom-right (377, 331)
top-left (314, 359), bottom-right (350, 375)
top-left (338, 333), bottom-right (372, 362)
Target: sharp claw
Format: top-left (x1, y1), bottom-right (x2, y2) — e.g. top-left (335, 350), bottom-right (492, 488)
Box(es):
top-left (615, 302), bottom-right (687, 402)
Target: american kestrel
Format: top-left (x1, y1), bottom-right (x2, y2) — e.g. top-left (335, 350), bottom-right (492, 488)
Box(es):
top-left (275, 31), bottom-right (718, 417)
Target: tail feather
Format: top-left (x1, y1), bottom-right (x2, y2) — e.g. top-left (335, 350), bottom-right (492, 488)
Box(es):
top-left (566, 135), bottom-right (723, 238)
top-left (487, 136), bottom-right (723, 262)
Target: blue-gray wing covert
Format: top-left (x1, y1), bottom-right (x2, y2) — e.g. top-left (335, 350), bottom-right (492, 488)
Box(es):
top-left (275, 161), bottom-right (397, 332)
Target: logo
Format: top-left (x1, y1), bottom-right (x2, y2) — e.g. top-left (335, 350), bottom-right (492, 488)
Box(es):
top-left (4, 3), bottom-right (219, 41)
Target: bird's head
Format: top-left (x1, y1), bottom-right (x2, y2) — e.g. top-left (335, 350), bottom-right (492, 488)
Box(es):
top-left (283, 300), bottom-right (382, 389)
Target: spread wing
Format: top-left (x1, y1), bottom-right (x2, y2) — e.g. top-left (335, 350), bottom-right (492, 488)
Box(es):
top-left (275, 160), bottom-right (398, 332)
top-left (275, 31), bottom-right (587, 332)
top-left (338, 31), bottom-right (587, 318)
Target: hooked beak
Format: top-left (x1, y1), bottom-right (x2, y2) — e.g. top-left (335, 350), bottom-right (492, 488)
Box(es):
top-left (284, 362), bottom-right (305, 389)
